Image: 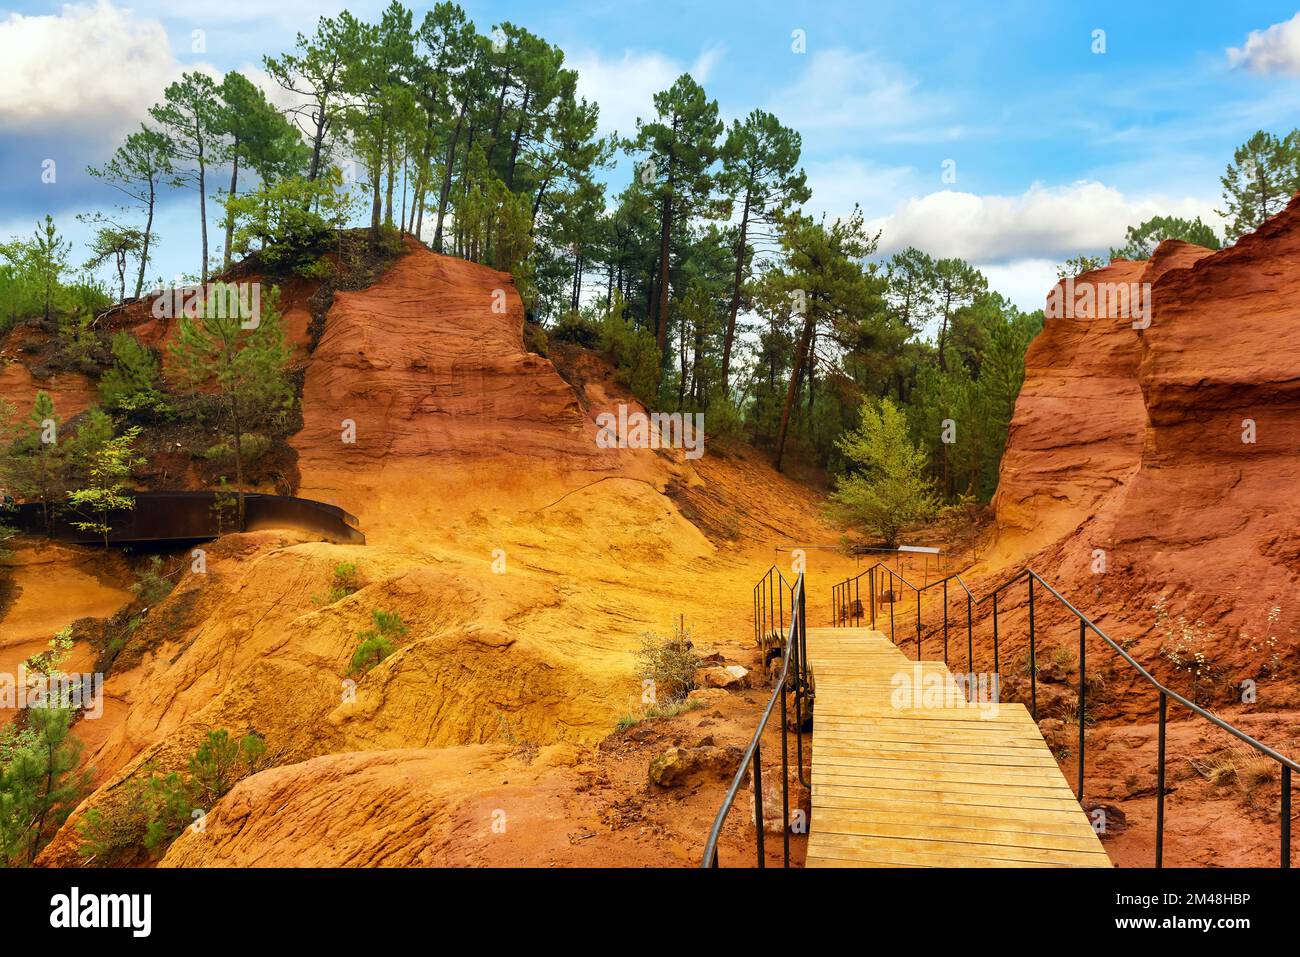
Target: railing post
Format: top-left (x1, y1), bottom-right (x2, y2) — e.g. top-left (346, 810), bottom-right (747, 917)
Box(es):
top-left (1156, 691), bottom-right (1167, 868)
top-left (759, 574), bottom-right (769, 650)
top-left (943, 580), bottom-right (949, 664)
top-left (795, 581), bottom-right (809, 789)
top-left (916, 585), bottom-right (922, 661)
top-left (870, 568), bottom-right (876, 627)
top-left (752, 743), bottom-right (765, 868)
top-left (992, 592), bottom-right (999, 676)
top-left (780, 665), bottom-right (790, 869)
top-left (1283, 765), bottom-right (1292, 869)
top-left (1028, 575), bottom-right (1037, 721)
top-left (855, 576), bottom-right (861, 627)
top-left (800, 580), bottom-right (808, 691)
top-left (967, 592), bottom-right (973, 681)
top-left (1077, 618), bottom-right (1086, 800)
top-left (889, 572), bottom-right (895, 643)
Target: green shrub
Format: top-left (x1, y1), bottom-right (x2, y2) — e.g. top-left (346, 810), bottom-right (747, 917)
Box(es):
top-left (314, 562), bottom-right (363, 605)
top-left (829, 397), bottom-right (939, 547)
top-left (349, 609), bottom-right (408, 675)
top-left (203, 433), bottom-right (271, 463)
top-left (637, 622), bottom-right (700, 706)
top-left (100, 332), bottom-right (168, 416)
top-left (225, 170), bottom-right (355, 270)
top-left (131, 556), bottom-right (173, 605)
top-left (0, 707), bottom-right (90, 865)
top-left (552, 310), bottom-right (600, 348)
top-left (79, 729), bottom-right (268, 863)
top-left (705, 393), bottom-right (745, 446)
top-left (598, 297), bottom-right (660, 403)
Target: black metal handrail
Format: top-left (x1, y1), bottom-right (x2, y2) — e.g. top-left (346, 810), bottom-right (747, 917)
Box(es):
top-left (702, 569), bottom-right (808, 868)
top-left (754, 564), bottom-right (791, 649)
top-left (832, 560), bottom-right (1298, 868)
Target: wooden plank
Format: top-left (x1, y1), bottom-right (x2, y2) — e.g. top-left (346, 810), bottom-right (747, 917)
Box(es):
top-left (807, 831), bottom-right (1110, 867)
top-left (803, 625), bottom-right (1110, 868)
top-left (811, 815), bottom-right (1105, 854)
top-left (812, 797), bottom-right (1099, 828)
top-left (811, 782), bottom-right (1089, 812)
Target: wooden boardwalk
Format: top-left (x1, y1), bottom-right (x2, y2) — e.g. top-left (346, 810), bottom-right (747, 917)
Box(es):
top-left (804, 626), bottom-right (1111, 868)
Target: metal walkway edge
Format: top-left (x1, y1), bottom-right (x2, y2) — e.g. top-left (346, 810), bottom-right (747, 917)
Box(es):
top-left (804, 626), bottom-right (1111, 868)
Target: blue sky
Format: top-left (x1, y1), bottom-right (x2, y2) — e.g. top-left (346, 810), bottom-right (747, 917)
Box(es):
top-left (3, 0), bottom-right (1300, 307)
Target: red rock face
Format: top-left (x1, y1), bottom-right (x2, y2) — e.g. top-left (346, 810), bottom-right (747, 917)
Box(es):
top-left (295, 241), bottom-right (598, 468)
top-left (992, 258), bottom-right (1151, 558)
top-left (993, 203), bottom-right (1300, 648)
top-left (289, 239), bottom-right (658, 530)
top-left (1116, 206), bottom-right (1300, 629)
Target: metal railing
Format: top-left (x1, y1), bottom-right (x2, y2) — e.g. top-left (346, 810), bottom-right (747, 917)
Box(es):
top-left (701, 567), bottom-right (808, 867)
top-left (832, 561), bottom-right (1298, 868)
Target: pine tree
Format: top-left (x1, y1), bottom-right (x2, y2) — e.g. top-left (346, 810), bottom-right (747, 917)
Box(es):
top-left (29, 215), bottom-right (70, 323)
top-left (1218, 130), bottom-right (1300, 241)
top-left (1109, 214), bottom-right (1221, 260)
top-left (830, 397), bottom-right (938, 547)
top-left (7, 392), bottom-right (66, 535)
top-left (216, 71), bottom-right (311, 271)
top-left (150, 72), bottom-right (226, 283)
top-left (0, 706), bottom-right (90, 865)
top-left (100, 332), bottom-right (168, 416)
top-left (67, 422), bottom-right (143, 549)
top-left (86, 127), bottom-right (172, 298)
top-left (718, 109), bottom-right (809, 393)
top-left (627, 75), bottom-right (724, 380)
top-left (167, 287), bottom-right (293, 529)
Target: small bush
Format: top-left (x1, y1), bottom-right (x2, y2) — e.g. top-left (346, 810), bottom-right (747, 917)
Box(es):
top-left (551, 310), bottom-right (600, 348)
top-left (131, 556), bottom-right (173, 606)
top-left (315, 562), bottom-right (363, 605)
top-left (704, 393), bottom-right (745, 446)
top-left (349, 609), bottom-right (408, 675)
top-left (100, 332), bottom-right (169, 417)
top-left (79, 729), bottom-right (268, 863)
top-left (203, 434), bottom-right (271, 463)
top-left (637, 621), bottom-right (700, 706)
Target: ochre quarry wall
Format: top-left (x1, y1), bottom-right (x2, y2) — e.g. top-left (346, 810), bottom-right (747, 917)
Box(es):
top-left (988, 200), bottom-right (1300, 677)
top-left (37, 238), bottom-right (836, 867)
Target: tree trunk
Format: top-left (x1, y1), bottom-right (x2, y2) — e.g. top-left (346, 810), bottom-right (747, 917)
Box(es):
top-left (368, 146), bottom-right (383, 251)
top-left (223, 139), bottom-right (240, 271)
top-left (384, 138), bottom-right (396, 228)
top-left (231, 397), bottom-right (246, 531)
top-left (721, 186), bottom-right (752, 394)
top-left (433, 105), bottom-right (465, 252)
top-left (399, 151), bottom-right (408, 238)
top-left (530, 169), bottom-right (554, 233)
top-left (307, 99), bottom-right (329, 182)
top-left (937, 300), bottom-right (951, 372)
top-left (774, 305), bottom-right (816, 473)
top-left (198, 136), bottom-right (209, 284)
top-left (678, 308), bottom-right (688, 409)
top-left (655, 193), bottom-right (672, 354)
top-left (506, 88), bottom-right (530, 190)
top-left (135, 178), bottom-right (155, 298)
top-left (486, 71), bottom-right (510, 167)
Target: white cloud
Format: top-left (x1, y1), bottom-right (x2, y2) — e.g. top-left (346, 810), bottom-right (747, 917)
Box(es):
top-left (768, 49), bottom-right (955, 140)
top-left (571, 45), bottom-right (725, 139)
top-left (867, 181), bottom-right (1222, 262)
top-left (0, 0), bottom-right (184, 136)
top-left (801, 156), bottom-right (917, 221)
top-left (1228, 14), bottom-right (1300, 75)
top-left (975, 259), bottom-right (1062, 313)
